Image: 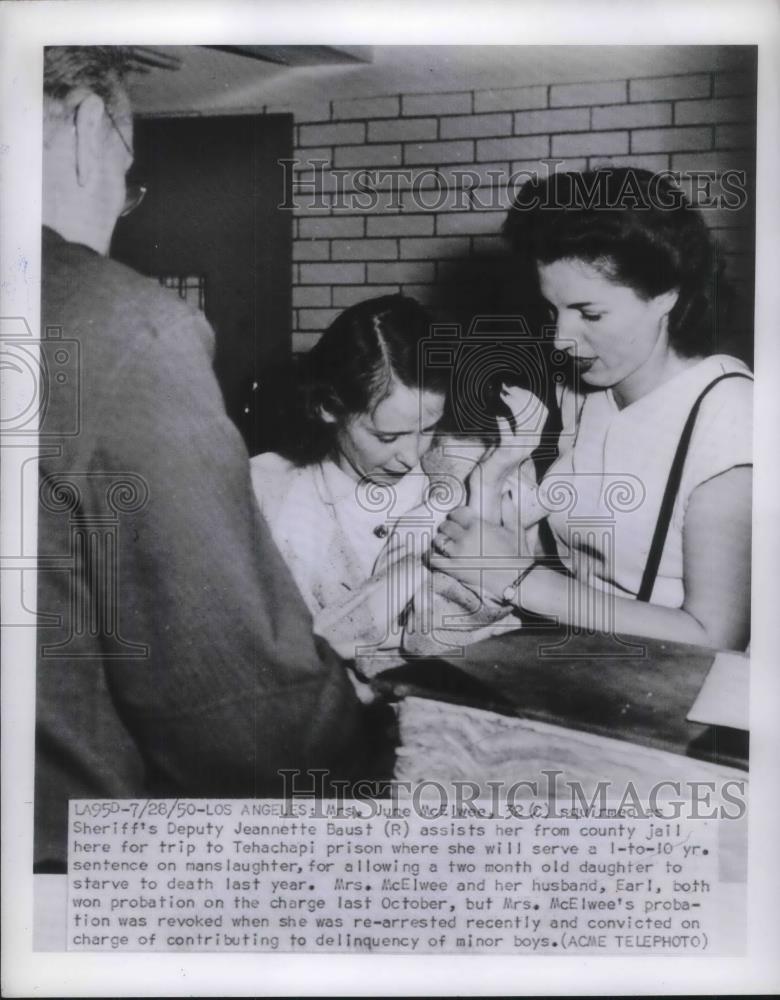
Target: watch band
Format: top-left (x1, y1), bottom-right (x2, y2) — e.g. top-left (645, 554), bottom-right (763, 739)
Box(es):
top-left (501, 563), bottom-right (536, 606)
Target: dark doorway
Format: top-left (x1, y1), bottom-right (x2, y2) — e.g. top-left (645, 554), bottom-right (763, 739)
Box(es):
top-left (111, 113), bottom-right (293, 454)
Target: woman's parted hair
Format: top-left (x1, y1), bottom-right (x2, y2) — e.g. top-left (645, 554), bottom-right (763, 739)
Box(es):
top-left (502, 167), bottom-right (726, 357)
top-left (280, 294), bottom-right (448, 465)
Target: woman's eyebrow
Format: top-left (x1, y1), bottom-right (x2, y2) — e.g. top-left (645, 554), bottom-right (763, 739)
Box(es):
top-left (541, 295), bottom-right (605, 310)
top-left (373, 418), bottom-right (441, 436)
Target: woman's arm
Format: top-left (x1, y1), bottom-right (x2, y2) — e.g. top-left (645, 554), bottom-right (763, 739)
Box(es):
top-left (680, 465), bottom-right (752, 649)
top-left (313, 550), bottom-right (422, 660)
top-left (433, 466), bottom-right (752, 651)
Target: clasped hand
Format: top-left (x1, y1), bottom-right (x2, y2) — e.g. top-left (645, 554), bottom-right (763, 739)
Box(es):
top-left (428, 386), bottom-right (546, 605)
top-left (430, 506), bottom-right (523, 604)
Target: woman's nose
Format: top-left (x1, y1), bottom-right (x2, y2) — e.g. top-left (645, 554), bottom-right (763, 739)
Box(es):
top-left (397, 435), bottom-right (425, 469)
top-left (553, 313), bottom-right (584, 355)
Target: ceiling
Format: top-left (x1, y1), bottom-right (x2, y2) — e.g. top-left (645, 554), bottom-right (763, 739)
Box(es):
top-left (128, 44), bottom-right (753, 116)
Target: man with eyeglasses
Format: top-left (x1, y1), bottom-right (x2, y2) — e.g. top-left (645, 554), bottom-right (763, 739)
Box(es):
top-left (37, 47), bottom-right (380, 872)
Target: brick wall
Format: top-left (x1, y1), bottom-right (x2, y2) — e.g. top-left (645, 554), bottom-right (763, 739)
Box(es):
top-left (275, 65), bottom-right (756, 352)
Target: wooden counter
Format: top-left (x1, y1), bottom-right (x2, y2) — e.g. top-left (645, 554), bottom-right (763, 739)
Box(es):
top-left (374, 628), bottom-right (749, 770)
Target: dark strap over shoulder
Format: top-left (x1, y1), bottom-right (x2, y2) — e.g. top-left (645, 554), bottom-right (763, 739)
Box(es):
top-left (636, 371), bottom-right (752, 603)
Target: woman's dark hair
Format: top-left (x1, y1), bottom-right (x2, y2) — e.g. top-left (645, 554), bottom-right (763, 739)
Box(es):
top-left (278, 294), bottom-right (448, 465)
top-left (502, 167), bottom-right (731, 357)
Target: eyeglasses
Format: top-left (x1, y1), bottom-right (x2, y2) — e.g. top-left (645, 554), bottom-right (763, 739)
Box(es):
top-left (103, 104), bottom-right (147, 217)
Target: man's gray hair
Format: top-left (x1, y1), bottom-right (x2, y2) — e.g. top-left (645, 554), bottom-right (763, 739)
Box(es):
top-left (44, 46), bottom-right (136, 114)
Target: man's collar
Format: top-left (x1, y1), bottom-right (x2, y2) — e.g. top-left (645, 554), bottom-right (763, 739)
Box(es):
top-left (42, 224), bottom-right (98, 256)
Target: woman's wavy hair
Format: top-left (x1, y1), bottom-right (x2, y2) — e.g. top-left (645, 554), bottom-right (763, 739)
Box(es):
top-left (502, 167), bottom-right (733, 358)
top-left (278, 295), bottom-right (447, 466)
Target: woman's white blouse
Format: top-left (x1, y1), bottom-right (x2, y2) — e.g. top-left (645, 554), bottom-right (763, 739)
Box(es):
top-left (538, 354), bottom-right (753, 609)
top-left (250, 455), bottom-right (433, 611)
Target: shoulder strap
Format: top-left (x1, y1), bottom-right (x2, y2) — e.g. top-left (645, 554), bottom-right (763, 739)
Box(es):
top-left (636, 371), bottom-right (752, 603)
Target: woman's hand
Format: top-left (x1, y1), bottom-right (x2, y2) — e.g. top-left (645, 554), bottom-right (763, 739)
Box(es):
top-left (468, 385), bottom-right (548, 524)
top-left (476, 385), bottom-right (549, 486)
top-left (430, 506), bottom-right (524, 604)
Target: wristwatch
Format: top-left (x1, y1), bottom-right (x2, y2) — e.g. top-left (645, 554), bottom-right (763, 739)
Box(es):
top-left (501, 563), bottom-right (536, 607)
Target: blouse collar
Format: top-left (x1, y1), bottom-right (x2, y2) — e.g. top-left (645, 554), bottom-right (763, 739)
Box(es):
top-left (315, 459), bottom-right (425, 511)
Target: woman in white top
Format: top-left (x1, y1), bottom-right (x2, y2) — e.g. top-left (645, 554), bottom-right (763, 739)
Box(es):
top-left (251, 295), bottom-right (465, 667)
top-left (431, 167), bottom-right (752, 651)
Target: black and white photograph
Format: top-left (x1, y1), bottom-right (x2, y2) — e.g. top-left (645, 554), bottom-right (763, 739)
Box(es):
top-left (1, 1), bottom-right (779, 996)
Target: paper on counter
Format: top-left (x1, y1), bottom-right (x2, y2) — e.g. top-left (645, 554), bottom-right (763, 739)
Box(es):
top-left (687, 650), bottom-right (750, 731)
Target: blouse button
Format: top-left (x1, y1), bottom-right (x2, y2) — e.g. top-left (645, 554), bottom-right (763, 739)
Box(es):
top-left (373, 524), bottom-right (389, 539)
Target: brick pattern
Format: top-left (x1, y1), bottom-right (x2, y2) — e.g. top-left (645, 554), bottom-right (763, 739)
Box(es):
top-left (281, 70), bottom-right (756, 347)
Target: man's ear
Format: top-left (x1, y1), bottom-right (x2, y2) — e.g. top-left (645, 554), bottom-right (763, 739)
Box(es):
top-left (73, 93), bottom-right (107, 188)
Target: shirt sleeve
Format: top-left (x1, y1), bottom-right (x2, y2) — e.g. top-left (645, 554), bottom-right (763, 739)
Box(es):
top-left (680, 375), bottom-right (753, 507)
top-left (249, 451), bottom-right (294, 519)
top-left (93, 312), bottom-right (372, 796)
